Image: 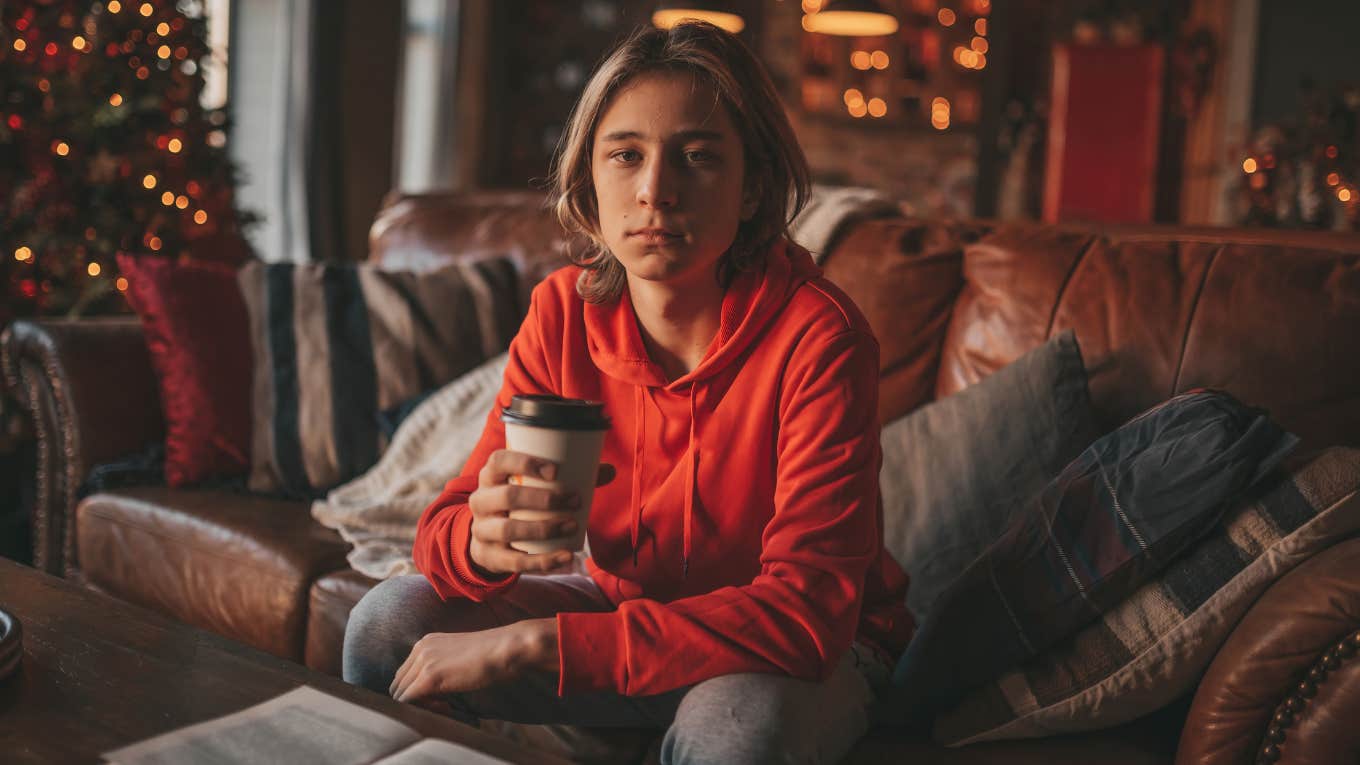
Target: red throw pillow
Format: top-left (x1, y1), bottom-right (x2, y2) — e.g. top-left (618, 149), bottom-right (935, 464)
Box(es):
top-left (117, 253), bottom-right (252, 486)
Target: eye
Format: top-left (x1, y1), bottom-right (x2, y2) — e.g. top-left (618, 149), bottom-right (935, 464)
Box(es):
top-left (610, 149), bottom-right (640, 164)
top-left (684, 149), bottom-right (715, 164)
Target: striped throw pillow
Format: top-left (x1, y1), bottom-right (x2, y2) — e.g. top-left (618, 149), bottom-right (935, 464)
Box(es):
top-left (933, 446), bottom-right (1360, 745)
top-left (238, 257), bottom-right (521, 498)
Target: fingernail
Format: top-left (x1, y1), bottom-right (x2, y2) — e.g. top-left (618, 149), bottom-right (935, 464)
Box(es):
top-left (539, 462), bottom-right (557, 480)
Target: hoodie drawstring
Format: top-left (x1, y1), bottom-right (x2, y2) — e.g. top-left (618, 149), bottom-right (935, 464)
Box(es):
top-left (683, 383), bottom-right (698, 580)
top-left (630, 386), bottom-right (645, 568)
top-left (628, 382), bottom-right (700, 581)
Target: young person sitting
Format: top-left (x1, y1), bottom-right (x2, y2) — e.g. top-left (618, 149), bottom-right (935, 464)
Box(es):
top-left (344, 20), bottom-right (913, 764)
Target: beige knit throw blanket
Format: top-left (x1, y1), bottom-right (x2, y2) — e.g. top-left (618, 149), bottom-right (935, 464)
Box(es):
top-left (310, 352), bottom-right (510, 579)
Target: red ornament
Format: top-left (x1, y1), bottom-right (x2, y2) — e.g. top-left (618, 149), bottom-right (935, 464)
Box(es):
top-left (6, 115), bottom-right (21, 130)
top-left (15, 18), bottom-right (30, 31)
top-left (19, 280), bottom-right (39, 299)
top-left (45, 42), bottom-right (59, 56)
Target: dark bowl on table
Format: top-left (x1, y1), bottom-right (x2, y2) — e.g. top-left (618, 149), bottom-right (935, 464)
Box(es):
top-left (0, 608), bottom-right (21, 680)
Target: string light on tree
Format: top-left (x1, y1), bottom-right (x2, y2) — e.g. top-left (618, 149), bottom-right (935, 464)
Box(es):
top-left (0, 0), bottom-right (259, 321)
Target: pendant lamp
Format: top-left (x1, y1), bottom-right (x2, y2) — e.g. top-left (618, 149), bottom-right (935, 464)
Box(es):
top-left (804, 0), bottom-right (899, 36)
top-left (652, 1), bottom-right (746, 34)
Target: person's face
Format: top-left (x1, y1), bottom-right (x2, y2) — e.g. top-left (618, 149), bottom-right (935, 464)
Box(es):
top-left (591, 71), bottom-right (756, 288)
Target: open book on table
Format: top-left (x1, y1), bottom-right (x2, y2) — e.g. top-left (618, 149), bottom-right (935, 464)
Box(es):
top-left (102, 686), bottom-right (513, 765)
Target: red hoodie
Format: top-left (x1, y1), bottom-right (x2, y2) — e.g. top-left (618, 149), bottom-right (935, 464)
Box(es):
top-left (413, 239), bottom-right (914, 697)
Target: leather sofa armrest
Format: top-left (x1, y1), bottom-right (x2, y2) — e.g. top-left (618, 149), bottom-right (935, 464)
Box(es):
top-left (0, 318), bottom-right (162, 576)
top-left (1176, 535), bottom-right (1360, 764)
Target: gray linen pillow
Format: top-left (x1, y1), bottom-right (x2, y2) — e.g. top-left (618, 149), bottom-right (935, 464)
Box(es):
top-left (880, 330), bottom-right (1097, 621)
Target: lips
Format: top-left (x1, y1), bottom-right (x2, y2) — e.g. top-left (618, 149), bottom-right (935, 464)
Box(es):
top-left (629, 228), bottom-right (683, 244)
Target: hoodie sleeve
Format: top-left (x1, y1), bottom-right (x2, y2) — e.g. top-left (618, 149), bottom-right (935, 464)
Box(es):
top-left (556, 329), bottom-right (882, 696)
top-left (412, 283), bottom-right (558, 602)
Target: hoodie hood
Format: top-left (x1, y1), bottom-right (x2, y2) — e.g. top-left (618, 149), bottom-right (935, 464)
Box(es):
top-left (583, 237), bottom-right (822, 389)
top-left (582, 238), bottom-right (822, 577)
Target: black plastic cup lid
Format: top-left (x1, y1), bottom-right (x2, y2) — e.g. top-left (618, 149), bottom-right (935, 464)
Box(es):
top-left (501, 394), bottom-right (610, 431)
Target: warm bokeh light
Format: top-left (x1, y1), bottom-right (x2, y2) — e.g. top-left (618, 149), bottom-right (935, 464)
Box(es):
top-left (194, 210), bottom-right (208, 225)
top-left (1326, 145), bottom-right (1339, 159)
top-left (157, 22), bottom-right (170, 35)
top-left (161, 191), bottom-right (175, 205)
top-left (971, 36), bottom-right (989, 53)
top-left (804, 8), bottom-right (899, 35)
top-left (143, 174), bottom-right (157, 189)
top-left (168, 138), bottom-right (183, 153)
top-left (1242, 157), bottom-right (1258, 174)
top-left (975, 18), bottom-right (987, 35)
top-left (140, 3), bottom-right (154, 17)
top-left (136, 66), bottom-right (150, 79)
top-left (848, 101), bottom-right (868, 118)
top-left (851, 50), bottom-right (871, 70)
top-left (938, 8), bottom-right (956, 26)
top-left (53, 141), bottom-right (70, 156)
top-left (977, 0), bottom-right (991, 13)
top-left (157, 45), bottom-right (171, 59)
top-left (870, 50), bottom-right (889, 69)
top-left (38, 79), bottom-right (51, 93)
top-left (87, 262), bottom-right (101, 277)
top-left (110, 93), bottom-right (123, 106)
top-left (844, 88), bottom-right (865, 107)
top-left (149, 236), bottom-right (163, 251)
top-left (117, 277), bottom-right (129, 292)
top-left (1249, 173), bottom-right (1267, 190)
top-left (932, 95), bottom-right (951, 130)
top-left (802, 0), bottom-right (824, 12)
top-left (1341, 188), bottom-right (1354, 203)
top-left (1327, 172), bottom-right (1341, 186)
top-left (176, 195), bottom-right (190, 209)
top-left (73, 35), bottom-right (87, 50)
top-left (13, 39), bottom-right (27, 52)
top-left (108, 0), bottom-right (122, 11)
top-left (651, 9), bottom-right (745, 33)
top-left (15, 247), bottom-right (33, 262)
top-left (867, 97), bottom-right (887, 117)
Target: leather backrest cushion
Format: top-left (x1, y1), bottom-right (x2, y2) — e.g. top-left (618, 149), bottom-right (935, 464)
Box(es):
top-left (822, 218), bottom-right (990, 423)
top-left (938, 223), bottom-right (1360, 450)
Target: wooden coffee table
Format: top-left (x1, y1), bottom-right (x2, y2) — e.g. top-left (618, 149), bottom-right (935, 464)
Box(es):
top-left (0, 557), bottom-right (568, 764)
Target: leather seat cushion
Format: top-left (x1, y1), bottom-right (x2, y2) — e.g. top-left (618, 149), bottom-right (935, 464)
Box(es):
top-left (75, 487), bottom-right (351, 661)
top-left (305, 567), bottom-right (380, 676)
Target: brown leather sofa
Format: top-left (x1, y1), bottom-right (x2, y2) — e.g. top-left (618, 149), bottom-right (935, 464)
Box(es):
top-left (5, 189), bottom-right (1360, 764)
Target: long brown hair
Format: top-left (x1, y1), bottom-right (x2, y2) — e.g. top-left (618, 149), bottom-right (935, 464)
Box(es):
top-left (550, 21), bottom-right (811, 303)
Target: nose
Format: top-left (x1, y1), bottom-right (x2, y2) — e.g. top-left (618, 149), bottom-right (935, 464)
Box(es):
top-left (635, 155), bottom-right (678, 209)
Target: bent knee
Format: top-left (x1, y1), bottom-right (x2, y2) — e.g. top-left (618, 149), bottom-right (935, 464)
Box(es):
top-left (342, 575), bottom-right (441, 690)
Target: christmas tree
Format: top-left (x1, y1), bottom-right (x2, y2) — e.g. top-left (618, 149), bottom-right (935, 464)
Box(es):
top-left (1, 0), bottom-right (257, 324)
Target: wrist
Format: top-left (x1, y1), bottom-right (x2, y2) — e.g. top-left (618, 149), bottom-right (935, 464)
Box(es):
top-left (512, 617), bottom-right (559, 675)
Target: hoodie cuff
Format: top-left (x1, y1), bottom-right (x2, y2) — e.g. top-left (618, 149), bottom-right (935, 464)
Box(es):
top-left (556, 610), bottom-right (627, 696)
top-left (449, 506), bottom-right (520, 599)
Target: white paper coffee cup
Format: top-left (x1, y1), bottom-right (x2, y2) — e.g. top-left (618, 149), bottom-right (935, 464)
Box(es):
top-left (501, 395), bottom-right (610, 554)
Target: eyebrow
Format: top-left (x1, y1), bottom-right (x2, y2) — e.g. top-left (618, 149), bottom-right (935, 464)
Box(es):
top-left (597, 129), bottom-right (727, 143)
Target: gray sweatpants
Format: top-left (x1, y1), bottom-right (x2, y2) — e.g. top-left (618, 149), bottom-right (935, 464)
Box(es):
top-left (343, 573), bottom-right (892, 765)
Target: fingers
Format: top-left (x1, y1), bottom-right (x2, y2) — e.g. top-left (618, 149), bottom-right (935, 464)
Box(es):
top-left (469, 541), bottom-right (576, 575)
top-left (476, 513), bottom-right (579, 544)
top-left (469, 482), bottom-right (578, 517)
top-left (479, 449), bottom-right (556, 488)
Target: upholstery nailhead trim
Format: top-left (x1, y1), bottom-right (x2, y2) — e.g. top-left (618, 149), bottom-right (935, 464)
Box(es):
top-left (1256, 630), bottom-right (1360, 763)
